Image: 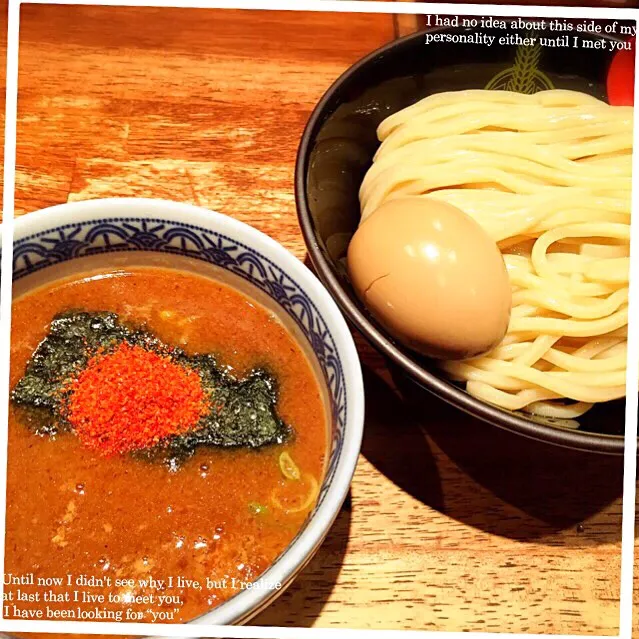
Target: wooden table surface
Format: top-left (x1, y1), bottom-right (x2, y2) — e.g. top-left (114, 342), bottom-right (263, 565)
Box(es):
top-left (10, 4), bottom-right (627, 634)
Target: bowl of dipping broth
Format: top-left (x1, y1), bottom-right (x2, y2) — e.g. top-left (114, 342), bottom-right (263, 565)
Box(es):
top-left (5, 198), bottom-right (364, 625)
top-left (296, 25), bottom-right (634, 455)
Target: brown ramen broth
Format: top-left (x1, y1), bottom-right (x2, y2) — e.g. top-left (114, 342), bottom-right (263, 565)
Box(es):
top-left (6, 265), bottom-right (327, 629)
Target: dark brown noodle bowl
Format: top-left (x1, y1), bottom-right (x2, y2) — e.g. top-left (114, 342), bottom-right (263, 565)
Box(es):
top-left (295, 24), bottom-right (634, 455)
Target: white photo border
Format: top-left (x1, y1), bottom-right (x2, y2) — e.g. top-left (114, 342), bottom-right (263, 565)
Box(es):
top-left (0, 1), bottom-right (637, 637)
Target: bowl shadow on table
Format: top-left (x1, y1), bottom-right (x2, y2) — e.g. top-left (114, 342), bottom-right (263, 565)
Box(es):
top-left (362, 362), bottom-right (623, 544)
top-left (251, 494), bottom-right (352, 627)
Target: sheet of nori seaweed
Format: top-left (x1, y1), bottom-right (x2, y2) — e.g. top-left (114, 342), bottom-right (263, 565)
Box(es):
top-left (11, 311), bottom-right (292, 465)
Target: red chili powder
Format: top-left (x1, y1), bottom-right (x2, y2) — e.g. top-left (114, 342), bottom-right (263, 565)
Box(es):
top-left (65, 342), bottom-right (209, 456)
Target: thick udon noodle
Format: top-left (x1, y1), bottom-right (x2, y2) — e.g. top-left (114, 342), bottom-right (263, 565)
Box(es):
top-left (359, 89), bottom-right (632, 420)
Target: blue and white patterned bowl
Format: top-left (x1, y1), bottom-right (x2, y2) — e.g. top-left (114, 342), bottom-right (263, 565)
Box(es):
top-left (10, 197), bottom-right (365, 626)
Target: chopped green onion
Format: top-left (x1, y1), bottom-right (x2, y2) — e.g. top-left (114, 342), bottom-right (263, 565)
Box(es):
top-left (248, 502), bottom-right (268, 516)
top-left (279, 451), bottom-right (301, 480)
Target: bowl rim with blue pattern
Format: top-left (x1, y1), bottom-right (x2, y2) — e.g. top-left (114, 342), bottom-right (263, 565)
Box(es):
top-left (294, 28), bottom-right (627, 456)
top-left (9, 197), bottom-right (365, 626)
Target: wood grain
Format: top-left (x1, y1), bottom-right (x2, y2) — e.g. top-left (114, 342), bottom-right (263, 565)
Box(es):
top-left (13, 4), bottom-right (625, 634)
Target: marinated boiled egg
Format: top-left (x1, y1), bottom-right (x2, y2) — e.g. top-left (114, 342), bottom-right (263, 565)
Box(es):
top-left (347, 196), bottom-right (512, 360)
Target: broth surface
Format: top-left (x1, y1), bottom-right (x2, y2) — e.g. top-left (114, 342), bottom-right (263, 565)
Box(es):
top-left (6, 266), bottom-right (327, 629)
